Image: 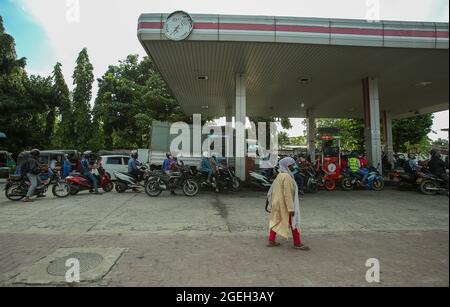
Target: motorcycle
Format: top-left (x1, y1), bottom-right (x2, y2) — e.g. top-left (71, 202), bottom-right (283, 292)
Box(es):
top-left (315, 169), bottom-right (337, 191)
top-left (113, 165), bottom-right (151, 193)
top-left (341, 166), bottom-right (384, 191)
top-left (196, 165), bottom-right (242, 193)
top-left (65, 172), bottom-right (113, 195)
top-left (5, 172), bottom-right (70, 201)
top-left (145, 163), bottom-right (199, 197)
top-left (298, 165), bottom-right (320, 193)
top-left (417, 169), bottom-right (449, 196)
top-left (391, 165), bottom-right (422, 191)
top-left (215, 165), bottom-right (242, 192)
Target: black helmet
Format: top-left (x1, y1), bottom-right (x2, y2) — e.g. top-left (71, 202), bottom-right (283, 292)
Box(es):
top-left (131, 150), bottom-right (138, 159)
top-left (430, 149), bottom-right (438, 157)
top-left (30, 149), bottom-right (40, 158)
top-left (166, 152), bottom-right (172, 159)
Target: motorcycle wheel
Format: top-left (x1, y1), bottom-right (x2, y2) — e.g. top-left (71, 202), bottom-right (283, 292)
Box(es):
top-left (341, 177), bottom-right (354, 191)
top-left (324, 178), bottom-right (336, 191)
top-left (307, 180), bottom-right (319, 194)
top-left (52, 182), bottom-right (70, 198)
top-left (5, 183), bottom-right (26, 201)
top-left (230, 177), bottom-right (242, 192)
top-left (371, 178), bottom-right (385, 191)
top-left (145, 179), bottom-right (163, 197)
top-left (182, 179), bottom-right (199, 197)
top-left (103, 182), bottom-right (113, 193)
top-left (115, 182), bottom-right (127, 193)
top-left (420, 180), bottom-right (438, 195)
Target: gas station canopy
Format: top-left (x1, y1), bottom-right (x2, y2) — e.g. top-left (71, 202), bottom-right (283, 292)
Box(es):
top-left (138, 13), bottom-right (449, 119)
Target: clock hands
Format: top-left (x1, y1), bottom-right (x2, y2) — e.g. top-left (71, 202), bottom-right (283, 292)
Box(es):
top-left (171, 25), bottom-right (180, 35)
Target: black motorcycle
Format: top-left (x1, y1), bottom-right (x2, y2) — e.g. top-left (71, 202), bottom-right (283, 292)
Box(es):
top-left (418, 169), bottom-right (449, 196)
top-left (5, 173), bottom-right (69, 201)
top-left (299, 165), bottom-right (320, 193)
top-left (145, 163), bottom-right (199, 197)
top-left (196, 165), bottom-right (241, 193)
top-left (392, 164), bottom-right (422, 191)
top-left (216, 165), bottom-right (242, 192)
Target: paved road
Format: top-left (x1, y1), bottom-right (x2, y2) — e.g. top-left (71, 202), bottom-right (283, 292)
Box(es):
top-left (0, 187), bottom-right (448, 286)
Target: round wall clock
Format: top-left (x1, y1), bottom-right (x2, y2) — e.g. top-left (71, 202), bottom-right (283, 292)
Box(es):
top-left (164, 11), bottom-right (194, 41)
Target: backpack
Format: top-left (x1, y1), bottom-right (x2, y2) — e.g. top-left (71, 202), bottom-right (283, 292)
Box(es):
top-left (24, 158), bottom-right (40, 175)
top-left (19, 159), bottom-right (30, 176)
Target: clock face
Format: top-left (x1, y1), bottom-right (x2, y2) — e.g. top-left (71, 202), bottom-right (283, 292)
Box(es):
top-left (327, 163), bottom-right (337, 173)
top-left (164, 11), bottom-right (194, 41)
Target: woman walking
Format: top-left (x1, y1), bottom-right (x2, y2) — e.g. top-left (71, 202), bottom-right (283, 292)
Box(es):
top-left (266, 157), bottom-right (309, 250)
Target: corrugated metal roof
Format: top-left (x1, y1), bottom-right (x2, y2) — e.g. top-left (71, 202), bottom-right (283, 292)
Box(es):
top-left (138, 13), bottom-right (449, 119)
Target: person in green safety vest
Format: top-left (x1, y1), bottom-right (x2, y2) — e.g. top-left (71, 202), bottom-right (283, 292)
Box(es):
top-left (348, 151), bottom-right (369, 186)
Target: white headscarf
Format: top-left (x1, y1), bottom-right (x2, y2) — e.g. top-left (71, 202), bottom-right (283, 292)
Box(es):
top-left (267, 157), bottom-right (301, 230)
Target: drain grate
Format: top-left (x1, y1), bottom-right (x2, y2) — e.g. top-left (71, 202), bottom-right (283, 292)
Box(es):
top-left (46, 252), bottom-right (104, 276)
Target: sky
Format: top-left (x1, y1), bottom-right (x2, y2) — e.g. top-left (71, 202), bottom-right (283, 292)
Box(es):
top-left (1, 0), bottom-right (449, 140)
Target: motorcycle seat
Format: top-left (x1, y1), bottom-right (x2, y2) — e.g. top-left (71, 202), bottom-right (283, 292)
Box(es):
top-left (9, 175), bottom-right (23, 181)
top-left (71, 173), bottom-right (90, 180)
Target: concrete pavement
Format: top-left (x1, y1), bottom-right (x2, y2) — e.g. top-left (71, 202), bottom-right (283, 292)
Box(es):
top-left (0, 186), bottom-right (448, 286)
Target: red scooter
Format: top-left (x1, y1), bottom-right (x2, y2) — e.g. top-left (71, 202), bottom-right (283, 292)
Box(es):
top-left (65, 172), bottom-right (113, 195)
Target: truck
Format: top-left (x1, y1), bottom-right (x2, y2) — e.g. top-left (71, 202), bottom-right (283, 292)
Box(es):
top-left (148, 121), bottom-right (236, 169)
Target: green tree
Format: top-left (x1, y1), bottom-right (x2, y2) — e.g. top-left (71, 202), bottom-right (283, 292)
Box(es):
top-left (392, 115), bottom-right (433, 153)
top-left (23, 75), bottom-right (57, 148)
top-left (289, 136), bottom-right (306, 146)
top-left (94, 55), bottom-right (190, 149)
top-left (0, 16), bottom-right (37, 153)
top-left (72, 48), bottom-right (94, 150)
top-left (52, 62), bottom-right (73, 148)
top-left (277, 131), bottom-right (290, 149)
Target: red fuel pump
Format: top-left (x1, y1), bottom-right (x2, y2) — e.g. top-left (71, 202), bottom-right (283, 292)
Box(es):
top-left (316, 128), bottom-right (342, 191)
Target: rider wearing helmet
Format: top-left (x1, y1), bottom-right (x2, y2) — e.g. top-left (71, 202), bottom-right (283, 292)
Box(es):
top-left (23, 149), bottom-right (43, 202)
top-left (128, 150), bottom-right (144, 181)
top-left (428, 149), bottom-right (449, 189)
top-left (348, 151), bottom-right (369, 187)
top-left (80, 151), bottom-right (101, 194)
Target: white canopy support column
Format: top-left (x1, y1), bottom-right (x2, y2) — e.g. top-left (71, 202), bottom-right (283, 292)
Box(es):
top-left (362, 77), bottom-right (382, 173)
top-left (306, 109), bottom-right (316, 163)
top-left (225, 105), bottom-right (234, 164)
top-left (383, 110), bottom-right (394, 170)
top-left (235, 73), bottom-right (247, 181)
